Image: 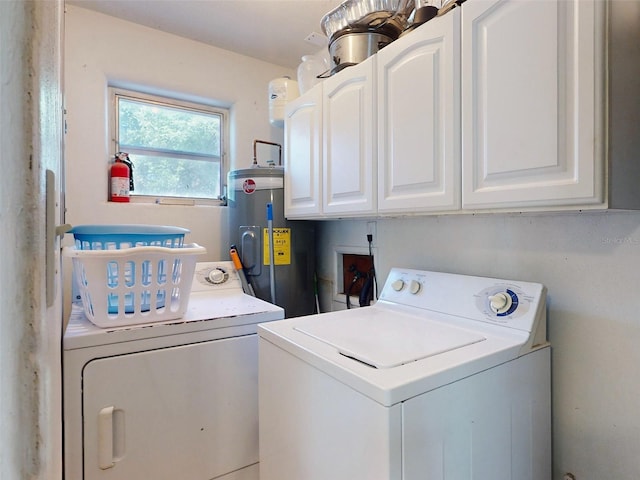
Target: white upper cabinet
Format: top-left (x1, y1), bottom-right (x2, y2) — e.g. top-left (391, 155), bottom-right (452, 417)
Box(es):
top-left (284, 84), bottom-right (323, 218)
top-left (322, 57), bottom-right (376, 216)
top-left (283, 0), bottom-right (612, 218)
top-left (284, 57), bottom-right (376, 219)
top-left (377, 9), bottom-right (461, 214)
top-left (461, 0), bottom-right (605, 209)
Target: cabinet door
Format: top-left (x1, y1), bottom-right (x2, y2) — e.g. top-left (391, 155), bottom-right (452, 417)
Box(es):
top-left (462, 0), bottom-right (604, 209)
top-left (284, 85), bottom-right (323, 218)
top-left (323, 57), bottom-right (376, 216)
top-left (377, 9), bottom-right (461, 214)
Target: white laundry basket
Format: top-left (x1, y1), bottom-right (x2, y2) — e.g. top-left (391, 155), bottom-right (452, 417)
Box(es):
top-left (64, 243), bottom-right (206, 328)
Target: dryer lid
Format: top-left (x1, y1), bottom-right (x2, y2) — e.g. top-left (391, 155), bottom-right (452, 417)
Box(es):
top-left (294, 309), bottom-right (485, 369)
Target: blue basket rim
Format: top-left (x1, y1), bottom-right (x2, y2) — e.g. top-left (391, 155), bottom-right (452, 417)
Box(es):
top-left (70, 224), bottom-right (190, 236)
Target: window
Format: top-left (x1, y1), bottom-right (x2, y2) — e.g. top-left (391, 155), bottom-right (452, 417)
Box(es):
top-left (111, 88), bottom-right (227, 203)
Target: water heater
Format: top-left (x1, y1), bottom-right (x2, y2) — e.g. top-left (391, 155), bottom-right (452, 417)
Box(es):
top-left (227, 165), bottom-right (315, 318)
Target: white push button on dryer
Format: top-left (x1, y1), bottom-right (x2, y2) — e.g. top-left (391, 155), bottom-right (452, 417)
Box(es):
top-left (489, 292), bottom-right (512, 313)
top-left (409, 280), bottom-right (421, 295)
top-left (208, 269), bottom-right (225, 284)
top-left (391, 279), bottom-right (405, 291)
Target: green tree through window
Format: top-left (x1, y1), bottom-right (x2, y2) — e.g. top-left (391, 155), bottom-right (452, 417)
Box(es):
top-left (113, 89), bottom-right (227, 200)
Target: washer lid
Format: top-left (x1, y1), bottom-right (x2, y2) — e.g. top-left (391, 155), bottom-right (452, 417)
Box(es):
top-left (294, 310), bottom-right (486, 369)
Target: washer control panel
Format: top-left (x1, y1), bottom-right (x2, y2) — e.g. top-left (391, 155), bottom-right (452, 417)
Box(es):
top-left (379, 268), bottom-right (545, 333)
top-left (191, 261), bottom-right (243, 292)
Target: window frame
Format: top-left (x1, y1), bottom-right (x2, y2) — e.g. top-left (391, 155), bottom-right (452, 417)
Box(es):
top-left (109, 87), bottom-right (229, 206)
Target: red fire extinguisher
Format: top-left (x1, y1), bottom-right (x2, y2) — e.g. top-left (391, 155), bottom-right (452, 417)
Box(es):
top-left (110, 152), bottom-right (131, 202)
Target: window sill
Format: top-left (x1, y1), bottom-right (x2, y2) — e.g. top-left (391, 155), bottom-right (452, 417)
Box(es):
top-left (105, 197), bottom-right (225, 207)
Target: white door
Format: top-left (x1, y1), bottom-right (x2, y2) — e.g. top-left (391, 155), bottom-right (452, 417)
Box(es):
top-left (461, 0), bottom-right (603, 209)
top-left (377, 10), bottom-right (461, 214)
top-left (38, 2), bottom-right (66, 478)
top-left (322, 57), bottom-right (376, 216)
top-left (284, 85), bottom-right (323, 218)
top-left (82, 335), bottom-right (259, 480)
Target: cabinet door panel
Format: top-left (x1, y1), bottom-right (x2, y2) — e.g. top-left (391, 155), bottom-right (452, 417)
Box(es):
top-left (284, 86), bottom-right (322, 218)
top-left (323, 59), bottom-right (375, 215)
top-left (378, 10), bottom-right (461, 213)
top-left (462, 0), bottom-right (603, 209)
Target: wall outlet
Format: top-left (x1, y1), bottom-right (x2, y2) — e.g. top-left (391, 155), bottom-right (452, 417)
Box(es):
top-left (366, 221), bottom-right (377, 243)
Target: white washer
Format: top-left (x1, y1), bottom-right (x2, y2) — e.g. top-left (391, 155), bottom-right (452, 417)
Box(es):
top-left (258, 268), bottom-right (551, 480)
top-left (63, 261), bottom-right (284, 480)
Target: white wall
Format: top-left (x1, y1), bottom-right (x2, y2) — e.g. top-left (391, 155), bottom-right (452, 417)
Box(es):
top-left (64, 4), bottom-right (293, 258)
top-left (316, 210), bottom-right (640, 479)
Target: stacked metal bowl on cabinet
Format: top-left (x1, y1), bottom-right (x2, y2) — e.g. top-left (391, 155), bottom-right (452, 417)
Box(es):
top-left (321, 0), bottom-right (413, 75)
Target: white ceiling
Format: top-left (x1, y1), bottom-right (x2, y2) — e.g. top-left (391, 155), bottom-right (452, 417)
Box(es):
top-left (66, 0), bottom-right (344, 69)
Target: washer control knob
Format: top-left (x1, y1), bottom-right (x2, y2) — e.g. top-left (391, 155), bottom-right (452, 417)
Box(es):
top-left (489, 292), bottom-right (512, 314)
top-left (409, 280), bottom-right (421, 295)
top-left (391, 279), bottom-right (405, 291)
top-left (207, 268), bottom-right (226, 284)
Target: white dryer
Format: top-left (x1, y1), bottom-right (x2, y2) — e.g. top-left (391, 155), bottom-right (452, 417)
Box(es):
top-left (63, 261), bottom-right (284, 480)
top-left (258, 268), bottom-right (551, 480)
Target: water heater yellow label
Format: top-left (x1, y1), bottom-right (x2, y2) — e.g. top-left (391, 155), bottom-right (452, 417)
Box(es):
top-left (263, 228), bottom-right (291, 265)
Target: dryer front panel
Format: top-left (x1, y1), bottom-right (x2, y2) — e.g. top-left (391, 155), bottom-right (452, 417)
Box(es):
top-left (82, 335), bottom-right (258, 480)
